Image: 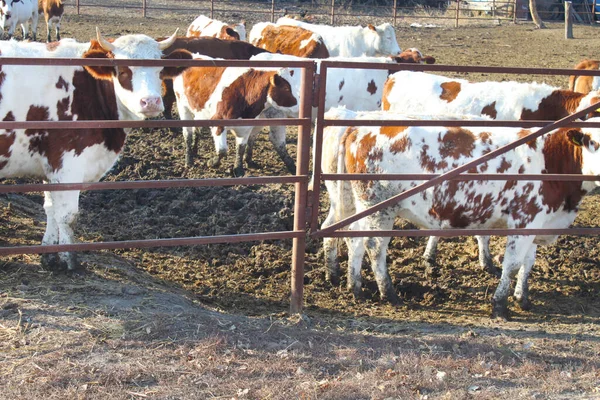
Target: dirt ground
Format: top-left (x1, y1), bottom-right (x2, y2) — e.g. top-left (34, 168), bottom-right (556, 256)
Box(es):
top-left (2, 6), bottom-right (600, 399)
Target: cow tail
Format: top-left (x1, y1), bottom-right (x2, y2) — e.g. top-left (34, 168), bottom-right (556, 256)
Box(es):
top-left (335, 127), bottom-right (353, 228)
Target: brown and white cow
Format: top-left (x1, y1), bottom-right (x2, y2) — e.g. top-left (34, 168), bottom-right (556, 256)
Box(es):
top-left (38, 0), bottom-right (63, 42)
top-left (172, 58), bottom-right (301, 176)
top-left (568, 59), bottom-right (600, 95)
top-left (381, 70), bottom-right (600, 273)
top-left (321, 107), bottom-right (600, 320)
top-left (249, 22), bottom-right (330, 59)
top-left (158, 36), bottom-right (270, 120)
top-left (186, 15), bottom-right (246, 41)
top-left (0, 30), bottom-right (192, 270)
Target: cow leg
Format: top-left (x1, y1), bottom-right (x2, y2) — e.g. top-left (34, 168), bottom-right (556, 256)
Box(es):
top-left (476, 235), bottom-right (500, 276)
top-left (41, 191), bottom-right (61, 269)
top-left (492, 235), bottom-right (535, 321)
top-left (41, 189), bottom-right (80, 270)
top-left (422, 236), bottom-right (439, 276)
top-left (161, 79), bottom-right (176, 120)
top-left (209, 126), bottom-right (228, 168)
top-left (363, 213), bottom-right (399, 305)
top-left (513, 244), bottom-right (537, 311)
top-left (233, 141), bottom-right (247, 177)
top-left (321, 202), bottom-right (341, 286)
top-left (268, 125), bottom-right (296, 174)
top-left (244, 126), bottom-right (262, 169)
top-left (347, 234), bottom-right (366, 301)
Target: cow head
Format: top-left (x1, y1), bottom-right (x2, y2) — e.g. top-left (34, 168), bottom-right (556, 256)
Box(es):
top-left (367, 23), bottom-right (401, 56)
top-left (267, 68), bottom-right (300, 117)
top-left (567, 124), bottom-right (600, 187)
top-left (83, 28), bottom-right (192, 120)
top-left (390, 48), bottom-right (436, 64)
top-left (576, 91), bottom-right (600, 120)
top-left (0, 0), bottom-right (14, 32)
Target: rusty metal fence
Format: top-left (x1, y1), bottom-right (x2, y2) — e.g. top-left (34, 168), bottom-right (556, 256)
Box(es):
top-left (65, 0), bottom-right (591, 27)
top-left (1, 56), bottom-right (600, 314)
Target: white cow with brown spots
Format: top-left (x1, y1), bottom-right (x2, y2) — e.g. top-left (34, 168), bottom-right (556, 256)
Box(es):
top-left (382, 70), bottom-right (600, 273)
top-left (0, 30), bottom-right (192, 270)
top-left (172, 58), bottom-right (301, 177)
top-left (568, 59), bottom-right (600, 95)
top-left (186, 15), bottom-right (246, 41)
top-left (38, 0), bottom-right (64, 42)
top-left (249, 22), bottom-right (330, 59)
top-left (321, 107), bottom-right (600, 320)
top-left (276, 17), bottom-right (401, 57)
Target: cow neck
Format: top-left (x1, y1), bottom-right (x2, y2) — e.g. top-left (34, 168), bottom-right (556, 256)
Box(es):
top-left (71, 69), bottom-right (127, 153)
top-left (540, 129), bottom-right (586, 212)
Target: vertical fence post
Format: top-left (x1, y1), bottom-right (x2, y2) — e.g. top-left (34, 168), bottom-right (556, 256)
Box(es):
top-left (492, 0), bottom-right (496, 17)
top-left (393, 0), bottom-right (398, 25)
top-left (76, 0), bottom-right (80, 15)
top-left (565, 1), bottom-right (574, 38)
top-left (210, 0), bottom-right (214, 19)
top-left (142, 0), bottom-right (146, 18)
top-left (513, 0), bottom-right (517, 22)
top-left (271, 0), bottom-right (276, 22)
top-left (455, 0), bottom-right (460, 27)
top-left (331, 0), bottom-right (335, 24)
top-left (290, 62), bottom-right (316, 315)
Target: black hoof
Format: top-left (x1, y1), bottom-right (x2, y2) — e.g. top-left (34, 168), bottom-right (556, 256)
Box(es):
top-left (382, 291), bottom-right (401, 306)
top-left (41, 253), bottom-right (64, 271)
top-left (491, 298), bottom-right (511, 321)
top-left (208, 156), bottom-right (221, 168)
top-left (231, 166), bottom-right (245, 177)
top-left (245, 160), bottom-right (261, 170)
top-left (518, 297), bottom-right (532, 311)
top-left (326, 271), bottom-right (340, 286)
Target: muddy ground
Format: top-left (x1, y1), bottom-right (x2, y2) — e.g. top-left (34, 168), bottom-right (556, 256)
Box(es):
top-left (2, 5), bottom-right (600, 400)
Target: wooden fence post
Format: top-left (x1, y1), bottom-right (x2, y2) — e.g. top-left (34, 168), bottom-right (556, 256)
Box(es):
top-left (210, 0), bottom-right (214, 19)
top-left (142, 0), bottom-right (146, 18)
top-left (271, 0), bottom-right (275, 22)
top-left (455, 0), bottom-right (460, 27)
top-left (393, 0), bottom-right (398, 25)
top-left (331, 0), bottom-right (335, 24)
top-left (565, 1), bottom-right (574, 38)
top-left (513, 0), bottom-right (517, 22)
top-left (76, 0), bottom-right (80, 15)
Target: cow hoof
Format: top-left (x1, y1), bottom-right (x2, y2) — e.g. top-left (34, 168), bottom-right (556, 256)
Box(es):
top-left (41, 253), bottom-right (63, 270)
top-left (208, 156), bottom-right (221, 168)
top-left (485, 265), bottom-right (502, 278)
top-left (231, 166), bottom-right (245, 177)
top-left (326, 271), bottom-right (340, 286)
top-left (382, 291), bottom-right (401, 306)
top-left (518, 297), bottom-right (532, 311)
top-left (245, 160), bottom-right (261, 169)
top-left (351, 288), bottom-right (365, 302)
top-left (491, 298), bottom-right (511, 321)
top-left (422, 260), bottom-right (440, 279)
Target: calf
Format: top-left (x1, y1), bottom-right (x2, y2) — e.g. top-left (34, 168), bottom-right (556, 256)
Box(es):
top-left (382, 70), bottom-right (600, 272)
top-left (172, 59), bottom-right (301, 177)
top-left (186, 14), bottom-right (246, 41)
top-left (38, 0), bottom-right (63, 42)
top-left (568, 59), bottom-right (600, 95)
top-left (0, 30), bottom-right (192, 270)
top-left (276, 16), bottom-right (401, 57)
top-left (158, 36), bottom-right (270, 120)
top-left (249, 22), bottom-right (330, 59)
top-left (321, 107), bottom-right (600, 320)
top-left (0, 0), bottom-right (38, 40)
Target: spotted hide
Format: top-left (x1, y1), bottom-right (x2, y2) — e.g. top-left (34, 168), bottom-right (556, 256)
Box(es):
top-left (173, 57), bottom-right (301, 177)
top-left (249, 22), bottom-right (330, 59)
top-left (38, 0), bottom-right (64, 42)
top-left (186, 15), bottom-right (246, 41)
top-left (381, 70), bottom-right (600, 273)
top-left (276, 17), bottom-right (401, 57)
top-left (320, 107), bottom-right (600, 320)
top-left (568, 59), bottom-right (600, 95)
top-left (0, 30), bottom-right (192, 271)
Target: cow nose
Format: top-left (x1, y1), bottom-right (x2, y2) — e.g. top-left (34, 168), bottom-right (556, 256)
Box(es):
top-left (140, 96), bottom-right (162, 111)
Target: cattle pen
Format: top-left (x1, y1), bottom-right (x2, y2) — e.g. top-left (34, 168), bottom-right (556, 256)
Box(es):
top-left (1, 56), bottom-right (599, 314)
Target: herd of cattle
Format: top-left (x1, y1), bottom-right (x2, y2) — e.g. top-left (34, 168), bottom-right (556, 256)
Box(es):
top-left (0, 12), bottom-right (599, 321)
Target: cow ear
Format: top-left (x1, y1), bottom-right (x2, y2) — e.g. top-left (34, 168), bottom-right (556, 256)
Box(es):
top-left (367, 24), bottom-right (376, 31)
top-left (270, 73), bottom-right (284, 87)
top-left (82, 48), bottom-right (115, 80)
top-left (225, 27), bottom-right (239, 39)
top-left (567, 129), bottom-right (584, 147)
top-left (423, 56), bottom-right (436, 64)
top-left (160, 49), bottom-right (193, 79)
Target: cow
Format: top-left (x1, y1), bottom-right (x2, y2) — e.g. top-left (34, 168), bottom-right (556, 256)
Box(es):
top-left (568, 59), bottom-right (600, 95)
top-left (320, 107), bottom-right (600, 320)
top-left (38, 0), bottom-right (63, 42)
top-left (158, 36), bottom-right (270, 121)
top-left (172, 58), bottom-right (301, 177)
top-left (186, 15), bottom-right (246, 41)
top-left (0, 0), bottom-right (38, 40)
top-left (0, 29), bottom-right (192, 271)
top-left (244, 52), bottom-right (435, 179)
top-left (381, 70), bottom-right (600, 273)
top-left (248, 22), bottom-right (330, 59)
top-left (276, 16), bottom-right (401, 57)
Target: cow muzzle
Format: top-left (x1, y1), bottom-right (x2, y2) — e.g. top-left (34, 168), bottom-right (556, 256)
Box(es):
top-left (139, 96), bottom-right (164, 117)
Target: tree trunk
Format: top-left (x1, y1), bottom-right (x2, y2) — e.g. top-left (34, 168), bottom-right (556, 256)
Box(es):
top-left (529, 0), bottom-right (547, 27)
